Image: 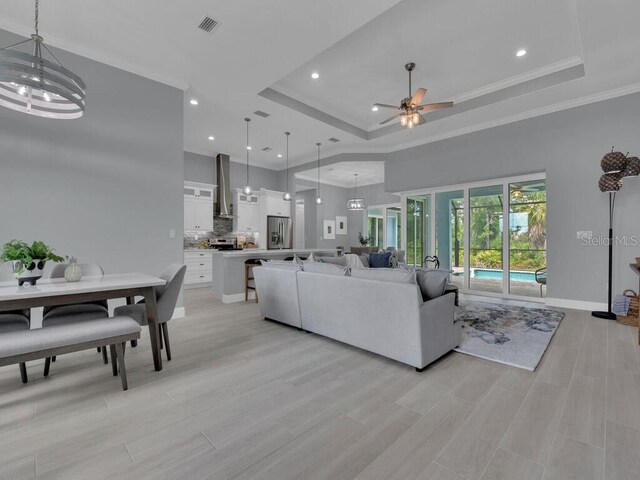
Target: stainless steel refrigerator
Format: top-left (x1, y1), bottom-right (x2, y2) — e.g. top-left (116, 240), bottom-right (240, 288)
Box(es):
top-left (267, 216), bottom-right (292, 249)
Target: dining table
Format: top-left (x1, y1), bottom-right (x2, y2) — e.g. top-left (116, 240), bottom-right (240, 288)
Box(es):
top-left (0, 273), bottom-right (166, 371)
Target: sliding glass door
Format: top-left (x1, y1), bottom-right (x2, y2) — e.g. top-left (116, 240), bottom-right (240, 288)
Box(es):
top-left (367, 205), bottom-right (402, 251)
top-left (401, 174), bottom-right (546, 299)
top-left (435, 190), bottom-right (464, 289)
top-left (469, 185), bottom-right (504, 293)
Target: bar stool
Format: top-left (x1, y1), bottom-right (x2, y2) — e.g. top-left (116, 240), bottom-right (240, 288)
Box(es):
top-left (245, 259), bottom-right (265, 302)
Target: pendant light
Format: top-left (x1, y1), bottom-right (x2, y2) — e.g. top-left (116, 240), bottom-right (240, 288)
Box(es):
top-left (242, 118), bottom-right (252, 196)
top-left (315, 143), bottom-right (323, 205)
top-left (347, 174), bottom-right (366, 210)
top-left (282, 131), bottom-right (292, 201)
top-left (0, 0), bottom-right (86, 119)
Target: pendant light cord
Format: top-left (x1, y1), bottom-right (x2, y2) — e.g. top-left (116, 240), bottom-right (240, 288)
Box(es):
top-left (285, 132), bottom-right (290, 193)
top-left (245, 118), bottom-right (250, 186)
top-left (35, 0), bottom-right (39, 36)
top-left (316, 143), bottom-right (321, 198)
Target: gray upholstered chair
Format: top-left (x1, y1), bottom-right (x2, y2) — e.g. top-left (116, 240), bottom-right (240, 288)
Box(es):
top-left (113, 264), bottom-right (186, 361)
top-left (42, 263), bottom-right (110, 375)
top-left (0, 264), bottom-right (31, 382)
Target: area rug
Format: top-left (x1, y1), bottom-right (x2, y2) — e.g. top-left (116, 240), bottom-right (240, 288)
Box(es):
top-left (454, 301), bottom-right (564, 371)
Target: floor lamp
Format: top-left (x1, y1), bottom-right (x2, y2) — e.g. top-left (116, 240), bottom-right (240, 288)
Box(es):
top-left (592, 151), bottom-right (640, 320)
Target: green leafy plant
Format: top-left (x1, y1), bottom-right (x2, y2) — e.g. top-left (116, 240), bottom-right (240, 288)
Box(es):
top-left (357, 232), bottom-right (372, 247)
top-left (0, 240), bottom-right (66, 274)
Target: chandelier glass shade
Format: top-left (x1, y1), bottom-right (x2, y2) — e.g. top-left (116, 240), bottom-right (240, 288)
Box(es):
top-left (347, 174), bottom-right (366, 211)
top-left (0, 0), bottom-right (86, 119)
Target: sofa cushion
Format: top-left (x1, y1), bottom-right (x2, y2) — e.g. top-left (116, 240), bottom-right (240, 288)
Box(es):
top-left (416, 268), bottom-right (451, 301)
top-left (369, 251), bottom-right (392, 268)
top-left (259, 262), bottom-right (301, 271)
top-left (318, 255), bottom-right (348, 267)
top-left (359, 254), bottom-right (370, 268)
top-left (350, 268), bottom-right (416, 284)
top-left (302, 262), bottom-right (349, 276)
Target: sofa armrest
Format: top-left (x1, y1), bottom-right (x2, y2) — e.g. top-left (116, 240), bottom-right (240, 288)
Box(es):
top-left (417, 292), bottom-right (460, 368)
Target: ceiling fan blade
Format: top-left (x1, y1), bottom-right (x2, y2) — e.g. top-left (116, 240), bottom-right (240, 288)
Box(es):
top-left (417, 101), bottom-right (454, 112)
top-left (417, 113), bottom-right (426, 125)
top-left (410, 88), bottom-right (427, 106)
top-left (373, 103), bottom-right (401, 109)
top-left (379, 113), bottom-right (401, 125)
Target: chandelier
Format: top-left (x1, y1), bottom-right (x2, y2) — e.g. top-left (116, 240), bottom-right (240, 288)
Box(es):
top-left (0, 0), bottom-right (86, 119)
top-left (347, 173), bottom-right (366, 210)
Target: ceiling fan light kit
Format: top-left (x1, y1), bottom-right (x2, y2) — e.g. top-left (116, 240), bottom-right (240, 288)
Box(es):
top-left (0, 0), bottom-right (86, 119)
top-left (375, 62), bottom-right (453, 129)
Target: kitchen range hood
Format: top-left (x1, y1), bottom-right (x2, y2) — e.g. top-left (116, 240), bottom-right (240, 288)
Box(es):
top-left (215, 153), bottom-right (234, 218)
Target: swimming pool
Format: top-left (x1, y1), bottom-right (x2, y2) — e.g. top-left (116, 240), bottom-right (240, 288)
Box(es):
top-left (454, 269), bottom-right (537, 283)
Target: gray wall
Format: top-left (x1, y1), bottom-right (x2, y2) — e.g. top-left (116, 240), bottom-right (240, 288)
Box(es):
top-left (0, 30), bottom-right (184, 289)
top-left (386, 93), bottom-right (640, 304)
top-left (184, 151), bottom-right (281, 191)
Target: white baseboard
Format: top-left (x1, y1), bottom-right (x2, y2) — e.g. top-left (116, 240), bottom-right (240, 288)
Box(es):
top-left (545, 297), bottom-right (607, 312)
top-left (222, 292), bottom-right (255, 304)
top-left (171, 306), bottom-right (185, 320)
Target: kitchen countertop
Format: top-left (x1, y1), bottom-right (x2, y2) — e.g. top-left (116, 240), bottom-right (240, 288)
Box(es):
top-left (212, 248), bottom-right (338, 258)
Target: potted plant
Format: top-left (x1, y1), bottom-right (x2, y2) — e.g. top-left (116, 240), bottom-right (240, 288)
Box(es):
top-left (357, 232), bottom-right (372, 247)
top-left (0, 240), bottom-right (65, 286)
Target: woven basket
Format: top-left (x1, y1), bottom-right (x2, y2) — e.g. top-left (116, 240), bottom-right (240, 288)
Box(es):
top-left (616, 290), bottom-right (639, 326)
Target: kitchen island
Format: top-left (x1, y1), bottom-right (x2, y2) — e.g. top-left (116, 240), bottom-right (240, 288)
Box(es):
top-left (212, 248), bottom-right (338, 303)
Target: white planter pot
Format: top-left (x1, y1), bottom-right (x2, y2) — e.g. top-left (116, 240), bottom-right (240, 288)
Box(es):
top-left (13, 259), bottom-right (45, 286)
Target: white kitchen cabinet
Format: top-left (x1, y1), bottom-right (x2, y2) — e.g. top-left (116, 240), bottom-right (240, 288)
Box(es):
top-left (184, 250), bottom-right (213, 285)
top-left (233, 191), bottom-right (260, 233)
top-left (184, 182), bottom-right (215, 231)
top-left (266, 191), bottom-right (291, 217)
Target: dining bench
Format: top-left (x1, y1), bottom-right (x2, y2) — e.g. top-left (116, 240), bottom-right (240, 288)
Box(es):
top-left (0, 317), bottom-right (141, 390)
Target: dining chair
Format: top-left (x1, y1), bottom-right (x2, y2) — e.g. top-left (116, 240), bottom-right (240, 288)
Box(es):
top-left (42, 263), bottom-right (110, 375)
top-left (113, 264), bottom-right (186, 361)
top-left (0, 264), bottom-right (31, 382)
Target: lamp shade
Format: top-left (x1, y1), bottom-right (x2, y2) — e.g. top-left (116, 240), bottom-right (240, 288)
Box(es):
top-left (623, 156), bottom-right (640, 178)
top-left (601, 151), bottom-right (628, 173)
top-left (598, 172), bottom-right (623, 192)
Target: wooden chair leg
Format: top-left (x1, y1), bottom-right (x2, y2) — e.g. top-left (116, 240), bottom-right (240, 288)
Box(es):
top-left (110, 345), bottom-right (118, 376)
top-left (161, 323), bottom-right (172, 361)
top-left (52, 356), bottom-right (56, 362)
top-left (159, 326), bottom-right (163, 350)
top-left (102, 346), bottom-right (109, 364)
top-left (97, 347), bottom-right (101, 353)
top-left (19, 363), bottom-right (28, 384)
top-left (43, 357), bottom-right (51, 377)
top-left (115, 342), bottom-right (128, 390)
top-left (131, 339), bottom-right (137, 348)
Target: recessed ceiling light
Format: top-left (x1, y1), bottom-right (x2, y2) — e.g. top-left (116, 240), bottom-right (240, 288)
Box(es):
top-left (277, 154), bottom-right (283, 158)
top-left (516, 49), bottom-right (527, 57)
top-left (208, 136), bottom-right (215, 141)
top-left (189, 99), bottom-right (199, 105)
top-left (371, 106), bottom-right (379, 112)
top-left (311, 72), bottom-right (319, 79)
top-left (246, 146), bottom-right (252, 150)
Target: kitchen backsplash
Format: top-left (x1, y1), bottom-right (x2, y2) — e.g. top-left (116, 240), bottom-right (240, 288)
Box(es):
top-left (183, 216), bottom-right (234, 249)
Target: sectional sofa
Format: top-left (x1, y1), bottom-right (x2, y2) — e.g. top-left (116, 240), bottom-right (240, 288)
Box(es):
top-left (253, 262), bottom-right (460, 371)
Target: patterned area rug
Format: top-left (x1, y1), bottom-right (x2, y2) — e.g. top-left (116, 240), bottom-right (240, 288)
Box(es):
top-left (454, 301), bottom-right (565, 371)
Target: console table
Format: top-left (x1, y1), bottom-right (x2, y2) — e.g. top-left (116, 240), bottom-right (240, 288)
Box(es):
top-left (631, 264), bottom-right (640, 344)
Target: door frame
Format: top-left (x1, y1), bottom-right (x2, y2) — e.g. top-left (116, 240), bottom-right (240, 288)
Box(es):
top-left (399, 172), bottom-right (546, 302)
top-left (363, 203), bottom-right (402, 250)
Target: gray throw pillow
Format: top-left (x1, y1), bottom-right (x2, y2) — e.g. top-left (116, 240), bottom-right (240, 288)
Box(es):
top-left (359, 254), bottom-right (370, 268)
top-left (350, 268), bottom-right (416, 284)
top-left (415, 268), bottom-right (451, 301)
top-left (319, 256), bottom-right (348, 267)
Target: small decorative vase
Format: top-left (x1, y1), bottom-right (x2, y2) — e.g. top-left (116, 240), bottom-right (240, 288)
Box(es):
top-left (64, 258), bottom-right (83, 282)
top-left (13, 259), bottom-right (45, 286)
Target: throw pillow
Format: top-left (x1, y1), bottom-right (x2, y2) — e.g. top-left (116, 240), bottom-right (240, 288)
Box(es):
top-left (389, 251), bottom-right (399, 268)
top-left (350, 268), bottom-right (416, 284)
top-left (306, 252), bottom-right (316, 262)
top-left (415, 268), bottom-right (451, 301)
top-left (359, 254), bottom-right (370, 268)
top-left (319, 255), bottom-right (348, 267)
top-left (369, 251), bottom-right (392, 268)
top-left (302, 262), bottom-right (349, 276)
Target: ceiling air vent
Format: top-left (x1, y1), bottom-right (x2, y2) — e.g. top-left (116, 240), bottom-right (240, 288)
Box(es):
top-left (261, 147), bottom-right (272, 152)
top-left (254, 110), bottom-right (270, 118)
top-left (197, 16), bottom-right (220, 33)
top-left (328, 137), bottom-right (341, 143)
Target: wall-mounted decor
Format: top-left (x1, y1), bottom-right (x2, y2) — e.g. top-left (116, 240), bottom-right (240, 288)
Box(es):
top-left (323, 220), bottom-right (335, 240)
top-left (336, 216), bottom-right (347, 235)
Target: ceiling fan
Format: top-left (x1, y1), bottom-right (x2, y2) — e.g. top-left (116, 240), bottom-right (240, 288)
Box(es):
top-left (374, 62), bottom-right (453, 128)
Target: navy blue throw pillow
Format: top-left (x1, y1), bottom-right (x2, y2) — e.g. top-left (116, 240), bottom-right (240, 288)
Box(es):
top-left (369, 251), bottom-right (391, 268)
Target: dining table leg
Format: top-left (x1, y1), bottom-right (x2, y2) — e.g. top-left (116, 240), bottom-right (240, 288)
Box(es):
top-left (142, 286), bottom-right (162, 371)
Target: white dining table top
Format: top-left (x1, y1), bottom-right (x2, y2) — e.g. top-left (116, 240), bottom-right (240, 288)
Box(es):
top-left (0, 273), bottom-right (165, 301)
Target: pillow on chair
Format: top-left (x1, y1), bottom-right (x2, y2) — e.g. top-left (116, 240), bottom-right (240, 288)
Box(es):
top-left (415, 268), bottom-right (452, 301)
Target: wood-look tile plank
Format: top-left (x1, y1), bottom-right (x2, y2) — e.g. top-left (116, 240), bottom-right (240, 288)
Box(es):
top-left (500, 381), bottom-right (567, 464)
top-left (534, 346), bottom-right (579, 387)
top-left (480, 448), bottom-right (543, 480)
top-left (605, 367), bottom-right (640, 430)
top-left (543, 435), bottom-right (603, 480)
top-left (557, 373), bottom-right (605, 447)
top-left (604, 421), bottom-right (640, 480)
top-left (0, 454), bottom-right (35, 480)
